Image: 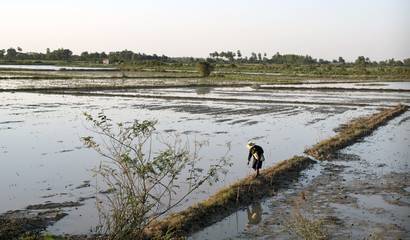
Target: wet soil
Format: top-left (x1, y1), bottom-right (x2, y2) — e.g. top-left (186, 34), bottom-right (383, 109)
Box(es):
top-left (145, 156), bottom-right (317, 239)
top-left (0, 201), bottom-right (83, 240)
top-left (1, 74), bottom-right (409, 238)
top-left (190, 110), bottom-right (410, 240)
top-left (241, 158), bottom-right (409, 239)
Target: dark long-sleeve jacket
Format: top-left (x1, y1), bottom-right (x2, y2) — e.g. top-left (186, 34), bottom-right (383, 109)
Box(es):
top-left (248, 145), bottom-right (264, 161)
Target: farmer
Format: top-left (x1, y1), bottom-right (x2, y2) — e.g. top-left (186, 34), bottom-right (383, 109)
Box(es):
top-left (246, 141), bottom-right (265, 177)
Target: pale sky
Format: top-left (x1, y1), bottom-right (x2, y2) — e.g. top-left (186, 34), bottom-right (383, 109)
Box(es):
top-left (1, 0), bottom-right (409, 62)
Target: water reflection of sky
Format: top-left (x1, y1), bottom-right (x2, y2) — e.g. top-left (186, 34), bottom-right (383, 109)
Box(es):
top-left (267, 81), bottom-right (410, 90)
top-left (0, 64), bottom-right (116, 71)
top-left (0, 90), bottom-right (403, 235)
top-left (93, 86), bottom-right (410, 107)
top-left (191, 109), bottom-right (410, 240)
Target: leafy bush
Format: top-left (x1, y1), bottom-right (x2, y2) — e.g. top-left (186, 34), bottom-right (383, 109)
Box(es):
top-left (195, 61), bottom-right (213, 77)
top-left (82, 113), bottom-right (231, 239)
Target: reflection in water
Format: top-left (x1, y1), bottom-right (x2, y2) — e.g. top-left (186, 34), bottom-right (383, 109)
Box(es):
top-left (195, 87), bottom-right (212, 95)
top-left (0, 64), bottom-right (116, 71)
top-left (246, 202), bottom-right (262, 227)
top-left (3, 89), bottom-right (407, 236)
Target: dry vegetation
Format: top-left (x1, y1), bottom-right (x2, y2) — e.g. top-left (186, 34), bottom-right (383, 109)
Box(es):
top-left (146, 104), bottom-right (409, 239)
top-left (304, 104), bottom-right (408, 160)
top-left (144, 156), bottom-right (315, 238)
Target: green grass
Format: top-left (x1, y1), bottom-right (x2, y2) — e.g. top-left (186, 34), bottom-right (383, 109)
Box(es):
top-left (2, 59), bottom-right (409, 78)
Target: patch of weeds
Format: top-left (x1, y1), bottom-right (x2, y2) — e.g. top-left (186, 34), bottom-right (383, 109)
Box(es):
top-left (279, 192), bottom-right (330, 239)
top-left (361, 227), bottom-right (384, 240)
top-left (18, 232), bottom-right (65, 240)
top-left (149, 156), bottom-right (314, 238)
top-left (323, 216), bottom-right (343, 226)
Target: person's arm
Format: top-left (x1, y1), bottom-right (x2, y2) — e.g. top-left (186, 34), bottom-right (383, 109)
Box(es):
top-left (247, 149), bottom-right (252, 164)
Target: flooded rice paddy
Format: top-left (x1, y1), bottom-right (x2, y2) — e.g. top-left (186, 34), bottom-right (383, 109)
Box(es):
top-left (1, 73), bottom-right (409, 237)
top-left (191, 110), bottom-right (410, 239)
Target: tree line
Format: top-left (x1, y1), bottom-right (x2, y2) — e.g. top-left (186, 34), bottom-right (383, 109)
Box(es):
top-left (208, 50), bottom-right (409, 67)
top-left (1, 47), bottom-right (409, 67)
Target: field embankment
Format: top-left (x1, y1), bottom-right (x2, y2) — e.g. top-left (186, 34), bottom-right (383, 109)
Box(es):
top-left (145, 104), bottom-right (408, 239)
top-left (144, 156), bottom-right (315, 239)
top-left (304, 104), bottom-right (408, 160)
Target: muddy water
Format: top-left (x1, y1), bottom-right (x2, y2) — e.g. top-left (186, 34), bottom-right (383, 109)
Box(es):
top-left (99, 85), bottom-right (410, 106)
top-left (190, 110), bottom-right (410, 239)
top-left (1, 85), bottom-right (409, 235)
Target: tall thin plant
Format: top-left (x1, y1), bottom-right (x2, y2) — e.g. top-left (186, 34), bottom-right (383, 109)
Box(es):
top-left (82, 112), bottom-right (231, 239)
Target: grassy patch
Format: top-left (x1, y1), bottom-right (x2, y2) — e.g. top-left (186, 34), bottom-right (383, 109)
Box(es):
top-left (304, 104), bottom-right (408, 160)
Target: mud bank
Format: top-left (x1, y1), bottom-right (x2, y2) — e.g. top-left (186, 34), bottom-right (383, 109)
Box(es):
top-left (145, 156), bottom-right (316, 238)
top-left (149, 105), bottom-right (408, 239)
top-left (0, 201), bottom-right (84, 240)
top-left (0, 97), bottom-right (407, 238)
top-left (305, 104), bottom-right (408, 160)
top-left (241, 158), bottom-right (409, 239)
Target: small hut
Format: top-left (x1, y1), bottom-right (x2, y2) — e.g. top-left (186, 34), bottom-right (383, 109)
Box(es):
top-left (102, 58), bottom-right (112, 65)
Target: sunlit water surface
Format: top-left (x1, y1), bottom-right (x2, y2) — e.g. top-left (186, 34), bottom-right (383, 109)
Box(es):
top-left (1, 85), bottom-right (409, 235)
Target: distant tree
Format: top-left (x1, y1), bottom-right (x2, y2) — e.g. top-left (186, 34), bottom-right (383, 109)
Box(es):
top-left (338, 57), bottom-right (345, 65)
top-left (219, 51), bottom-right (226, 60)
top-left (395, 60), bottom-right (404, 66)
top-left (223, 51), bottom-right (235, 62)
top-left (404, 58), bottom-right (410, 66)
top-left (250, 52), bottom-right (257, 62)
top-left (100, 51), bottom-right (108, 58)
top-left (210, 51), bottom-right (219, 59)
top-left (271, 52), bottom-right (282, 64)
top-left (257, 53), bottom-right (262, 61)
top-left (161, 54), bottom-right (168, 62)
top-left (355, 56), bottom-right (370, 66)
top-left (119, 50), bottom-right (133, 60)
top-left (17, 47), bottom-right (22, 52)
top-left (89, 52), bottom-right (101, 59)
top-left (236, 50), bottom-right (242, 59)
top-left (195, 61), bottom-right (213, 77)
top-left (81, 51), bottom-right (90, 61)
top-left (206, 57), bottom-right (216, 63)
top-left (6, 48), bottom-right (17, 59)
top-left (59, 48), bottom-right (73, 60)
top-left (0, 49), bottom-right (5, 59)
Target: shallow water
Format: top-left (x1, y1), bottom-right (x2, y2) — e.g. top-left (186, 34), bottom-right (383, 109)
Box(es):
top-left (190, 110), bottom-right (410, 239)
top-left (1, 85), bottom-right (409, 235)
top-left (267, 81), bottom-right (410, 90)
top-left (101, 86), bottom-right (410, 106)
top-left (0, 64), bottom-right (116, 71)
